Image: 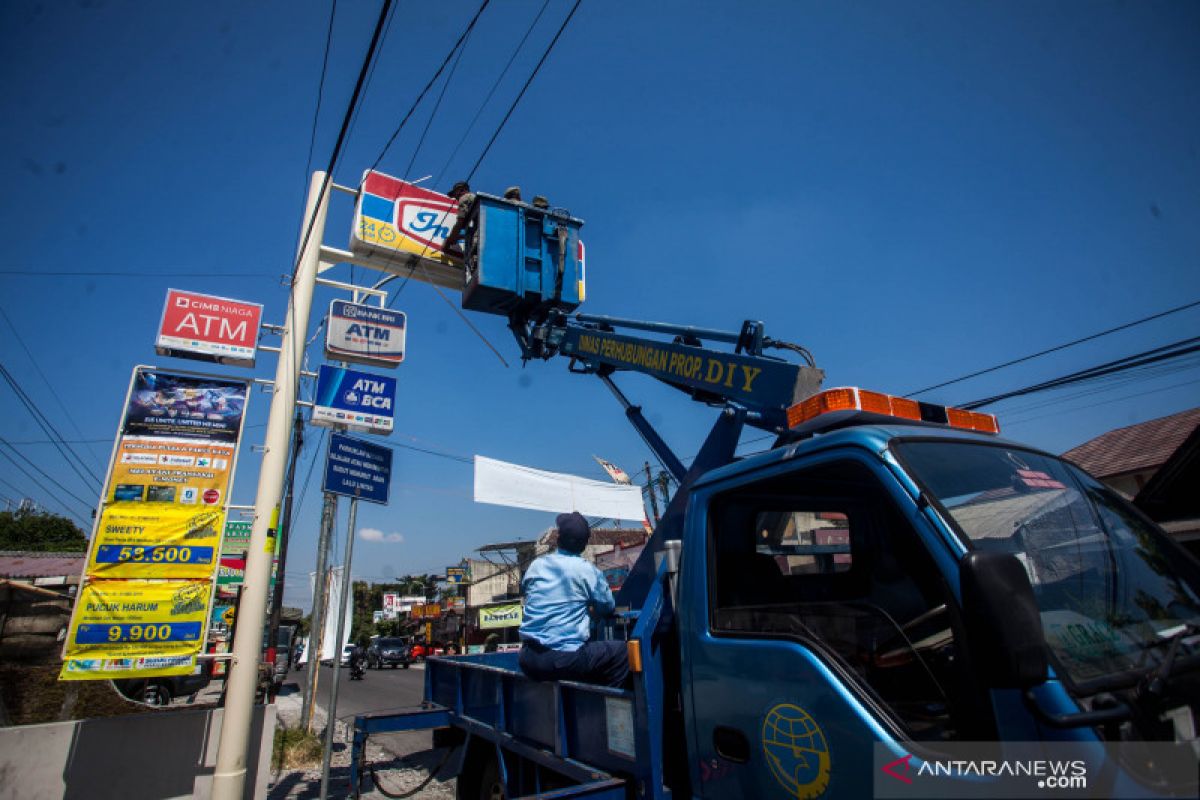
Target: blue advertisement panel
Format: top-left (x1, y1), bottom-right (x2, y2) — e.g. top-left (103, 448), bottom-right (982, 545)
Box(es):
top-left (311, 365), bottom-right (396, 435)
top-left (322, 433), bottom-right (393, 504)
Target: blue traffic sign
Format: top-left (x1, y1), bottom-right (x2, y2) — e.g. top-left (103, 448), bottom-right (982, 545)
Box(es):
top-left (322, 433), bottom-right (393, 504)
top-left (312, 365), bottom-right (396, 435)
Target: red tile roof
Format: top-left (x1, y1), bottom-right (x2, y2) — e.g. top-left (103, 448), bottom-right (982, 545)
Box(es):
top-left (1061, 407), bottom-right (1200, 479)
top-left (0, 550), bottom-right (86, 579)
top-left (543, 528), bottom-right (648, 549)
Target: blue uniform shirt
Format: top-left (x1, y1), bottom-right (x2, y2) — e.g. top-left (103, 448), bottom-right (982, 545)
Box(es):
top-left (519, 551), bottom-right (615, 652)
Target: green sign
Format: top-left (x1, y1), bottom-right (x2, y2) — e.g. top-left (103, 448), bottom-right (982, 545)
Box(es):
top-left (221, 520), bottom-right (252, 556)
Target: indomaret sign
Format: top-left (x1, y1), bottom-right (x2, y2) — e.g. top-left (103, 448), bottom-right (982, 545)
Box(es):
top-left (156, 289), bottom-right (263, 368)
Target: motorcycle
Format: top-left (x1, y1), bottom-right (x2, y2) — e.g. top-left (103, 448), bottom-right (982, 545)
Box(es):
top-left (350, 659), bottom-right (365, 680)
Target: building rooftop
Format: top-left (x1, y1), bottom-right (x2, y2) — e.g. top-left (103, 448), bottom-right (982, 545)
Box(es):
top-left (1061, 407), bottom-right (1200, 479)
top-left (0, 550), bottom-right (87, 579)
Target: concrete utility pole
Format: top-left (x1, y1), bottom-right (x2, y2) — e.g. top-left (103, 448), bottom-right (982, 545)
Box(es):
top-left (212, 172), bottom-right (331, 800)
top-left (319, 497), bottom-right (360, 800)
top-left (302, 491), bottom-right (337, 732)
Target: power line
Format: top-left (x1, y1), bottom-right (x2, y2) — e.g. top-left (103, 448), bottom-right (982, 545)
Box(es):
top-left (906, 298), bottom-right (1200, 397)
top-left (303, 0), bottom-right (340, 186)
top-left (0, 305), bottom-right (105, 471)
top-left (283, 0), bottom-right (396, 416)
top-left (465, 0), bottom-right (584, 181)
top-left (0, 443), bottom-right (91, 524)
top-left (363, 0), bottom-right (492, 176)
top-left (401, 17), bottom-right (476, 183)
top-left (380, 0), bottom-right (553, 305)
top-left (0, 362), bottom-right (103, 492)
top-left (435, 0), bottom-right (552, 183)
top-left (959, 336), bottom-right (1200, 410)
top-left (0, 270), bottom-right (277, 278)
top-left (1004, 375), bottom-right (1200, 429)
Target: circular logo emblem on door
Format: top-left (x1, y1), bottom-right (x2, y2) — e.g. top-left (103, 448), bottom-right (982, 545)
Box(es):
top-left (762, 703), bottom-right (831, 798)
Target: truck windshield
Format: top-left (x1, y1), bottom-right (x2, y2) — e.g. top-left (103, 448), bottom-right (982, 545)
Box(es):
top-left (893, 440), bottom-right (1200, 691)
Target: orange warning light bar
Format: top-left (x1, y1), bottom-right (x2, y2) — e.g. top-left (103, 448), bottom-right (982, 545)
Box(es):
top-left (786, 387), bottom-right (1000, 434)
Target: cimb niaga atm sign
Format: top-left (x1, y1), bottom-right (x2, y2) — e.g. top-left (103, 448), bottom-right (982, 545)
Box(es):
top-left (155, 289), bottom-right (263, 368)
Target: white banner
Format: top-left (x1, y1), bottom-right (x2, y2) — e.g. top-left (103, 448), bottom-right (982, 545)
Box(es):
top-left (298, 566), bottom-right (353, 665)
top-left (473, 455), bottom-right (647, 520)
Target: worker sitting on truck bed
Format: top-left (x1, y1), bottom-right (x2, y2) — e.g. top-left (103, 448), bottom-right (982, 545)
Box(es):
top-left (518, 512), bottom-right (629, 687)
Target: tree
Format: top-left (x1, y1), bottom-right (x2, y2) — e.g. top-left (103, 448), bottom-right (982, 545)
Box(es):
top-left (0, 509), bottom-right (87, 552)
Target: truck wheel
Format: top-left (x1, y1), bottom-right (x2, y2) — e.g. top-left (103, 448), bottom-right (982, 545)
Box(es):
top-left (402, 663), bottom-right (409, 669)
top-left (456, 749), bottom-right (505, 800)
top-left (477, 757), bottom-right (505, 800)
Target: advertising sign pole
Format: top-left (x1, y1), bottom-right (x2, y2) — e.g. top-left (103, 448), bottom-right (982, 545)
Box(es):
top-left (302, 491), bottom-right (336, 732)
top-left (213, 171), bottom-right (330, 800)
top-left (319, 496), bottom-right (359, 800)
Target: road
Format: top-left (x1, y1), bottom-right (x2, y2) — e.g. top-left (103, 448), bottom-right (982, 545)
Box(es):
top-left (292, 660), bottom-right (433, 759)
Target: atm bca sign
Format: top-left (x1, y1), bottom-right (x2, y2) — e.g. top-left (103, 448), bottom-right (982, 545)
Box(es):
top-left (156, 289), bottom-right (262, 368)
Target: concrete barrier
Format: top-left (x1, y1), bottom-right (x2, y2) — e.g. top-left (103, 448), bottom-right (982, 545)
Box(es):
top-left (0, 704), bottom-right (275, 800)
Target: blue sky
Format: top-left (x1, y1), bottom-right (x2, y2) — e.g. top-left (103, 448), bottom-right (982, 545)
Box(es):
top-left (1, 1), bottom-right (1197, 611)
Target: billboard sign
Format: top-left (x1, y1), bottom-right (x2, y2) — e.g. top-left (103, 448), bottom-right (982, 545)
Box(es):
top-left (322, 433), bottom-right (393, 504)
top-left (89, 505), bottom-right (223, 579)
top-left (312, 365), bottom-right (395, 435)
top-left (325, 301), bottom-right (407, 368)
top-left (351, 171), bottom-right (460, 264)
top-left (479, 603), bottom-right (523, 629)
top-left (61, 367), bottom-right (250, 682)
top-left (216, 556), bottom-right (246, 586)
top-left (220, 519), bottom-right (252, 555)
top-left (61, 579), bottom-right (211, 679)
top-left (123, 370), bottom-right (248, 442)
top-left (156, 289), bottom-right (262, 367)
top-left (107, 436), bottom-right (235, 506)
top-left (382, 593), bottom-right (398, 620)
top-left (445, 567), bottom-right (466, 584)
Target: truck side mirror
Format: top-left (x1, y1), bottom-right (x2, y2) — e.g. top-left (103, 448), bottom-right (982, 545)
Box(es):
top-left (959, 550), bottom-right (1048, 689)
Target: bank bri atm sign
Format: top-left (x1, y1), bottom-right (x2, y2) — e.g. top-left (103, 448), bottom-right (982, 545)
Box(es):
top-left (311, 365), bottom-right (396, 436)
top-left (325, 300), bottom-right (406, 368)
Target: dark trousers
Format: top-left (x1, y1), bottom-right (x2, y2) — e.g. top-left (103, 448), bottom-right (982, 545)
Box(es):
top-left (519, 639), bottom-right (629, 688)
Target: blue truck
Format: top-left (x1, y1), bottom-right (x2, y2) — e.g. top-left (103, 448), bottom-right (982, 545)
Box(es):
top-left (351, 193), bottom-right (1200, 798)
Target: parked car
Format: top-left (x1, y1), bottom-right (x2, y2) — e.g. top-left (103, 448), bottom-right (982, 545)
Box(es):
top-left (366, 637), bottom-right (412, 669)
top-left (266, 624), bottom-right (296, 690)
top-left (338, 643), bottom-right (355, 666)
top-left (112, 665), bottom-right (211, 707)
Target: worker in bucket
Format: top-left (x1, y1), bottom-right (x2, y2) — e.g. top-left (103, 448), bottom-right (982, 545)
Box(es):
top-left (443, 180), bottom-right (475, 258)
top-left (517, 512), bottom-right (629, 687)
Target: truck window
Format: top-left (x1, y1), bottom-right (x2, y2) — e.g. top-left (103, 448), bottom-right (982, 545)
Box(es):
top-left (708, 460), bottom-right (966, 741)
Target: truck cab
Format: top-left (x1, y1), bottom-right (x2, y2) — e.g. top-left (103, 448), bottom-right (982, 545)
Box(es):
top-left (681, 421), bottom-right (1200, 797)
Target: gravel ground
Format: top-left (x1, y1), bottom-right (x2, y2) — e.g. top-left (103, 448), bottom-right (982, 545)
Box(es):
top-left (267, 689), bottom-right (456, 799)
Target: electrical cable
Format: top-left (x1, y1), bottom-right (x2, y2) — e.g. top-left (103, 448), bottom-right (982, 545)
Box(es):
top-left (0, 306), bottom-right (105, 471)
top-left (282, 0), bottom-right (395, 420)
top-left (400, 21), bottom-right (475, 184)
top-left (0, 363), bottom-right (103, 492)
top-left (959, 336), bottom-right (1200, 410)
top-left (362, 0), bottom-right (492, 177)
top-left (434, 0), bottom-right (551, 184)
top-left (1003, 375), bottom-right (1200, 429)
top-left (0, 270), bottom-right (277, 278)
top-left (0, 444), bottom-right (90, 524)
top-left (905, 298), bottom-right (1200, 397)
top-left (465, 0), bottom-right (584, 181)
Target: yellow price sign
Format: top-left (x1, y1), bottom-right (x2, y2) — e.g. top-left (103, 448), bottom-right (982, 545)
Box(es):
top-left (88, 504), bottom-right (223, 579)
top-left (61, 579), bottom-right (211, 681)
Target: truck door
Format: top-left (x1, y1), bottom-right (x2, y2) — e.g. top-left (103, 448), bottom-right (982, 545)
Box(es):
top-left (680, 453), bottom-right (984, 798)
